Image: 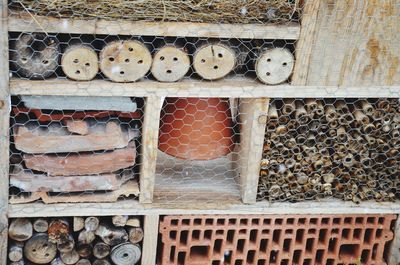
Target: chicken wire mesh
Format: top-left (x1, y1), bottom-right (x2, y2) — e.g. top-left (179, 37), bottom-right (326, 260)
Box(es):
top-left (7, 216), bottom-right (144, 264)
top-left (8, 32), bottom-right (296, 85)
top-left (258, 98), bottom-right (400, 204)
top-left (9, 96), bottom-right (144, 204)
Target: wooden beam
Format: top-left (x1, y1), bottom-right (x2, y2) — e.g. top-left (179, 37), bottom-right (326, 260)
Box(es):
top-left (0, 0), bottom-right (9, 263)
top-left (293, 0), bottom-right (400, 86)
top-left (238, 98), bottom-right (269, 204)
top-left (8, 14), bottom-right (300, 40)
top-left (141, 215), bottom-right (159, 265)
top-left (9, 78), bottom-right (400, 98)
top-left (389, 216), bottom-right (400, 265)
top-left (139, 96), bottom-right (162, 203)
top-left (7, 200), bottom-right (400, 218)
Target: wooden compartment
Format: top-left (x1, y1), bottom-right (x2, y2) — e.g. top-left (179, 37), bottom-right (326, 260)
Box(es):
top-left (8, 96), bottom-right (145, 204)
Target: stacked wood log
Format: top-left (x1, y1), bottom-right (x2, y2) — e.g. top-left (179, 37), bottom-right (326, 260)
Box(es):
top-left (9, 97), bottom-right (141, 203)
top-left (258, 98), bottom-right (400, 203)
top-left (10, 34), bottom-right (295, 84)
top-left (8, 216), bottom-right (143, 264)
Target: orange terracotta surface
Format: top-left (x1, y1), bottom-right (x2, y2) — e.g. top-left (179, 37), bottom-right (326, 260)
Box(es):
top-left (158, 98), bottom-right (234, 160)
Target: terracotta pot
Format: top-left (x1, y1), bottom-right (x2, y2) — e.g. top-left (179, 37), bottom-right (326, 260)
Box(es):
top-left (158, 97), bottom-right (234, 160)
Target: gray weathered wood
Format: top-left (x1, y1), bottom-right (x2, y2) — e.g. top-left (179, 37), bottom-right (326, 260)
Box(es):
top-left (21, 95), bottom-right (137, 111)
top-left (141, 215), bottom-right (159, 265)
top-left (238, 98), bottom-right (270, 204)
top-left (139, 96), bottom-right (162, 203)
top-left (0, 1), bottom-right (9, 262)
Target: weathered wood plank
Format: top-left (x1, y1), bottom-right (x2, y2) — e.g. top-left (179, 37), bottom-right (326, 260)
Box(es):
top-left (0, 0), bottom-right (9, 263)
top-left (10, 167), bottom-right (120, 192)
top-left (139, 96), bottom-right (162, 203)
top-left (14, 121), bottom-right (137, 153)
top-left (238, 98), bottom-right (269, 204)
top-left (294, 0), bottom-right (400, 86)
top-left (9, 180), bottom-right (139, 204)
top-left (23, 144), bottom-right (136, 176)
top-left (141, 215), bottom-right (159, 265)
top-left (10, 78), bottom-right (400, 98)
top-left (8, 14), bottom-right (300, 40)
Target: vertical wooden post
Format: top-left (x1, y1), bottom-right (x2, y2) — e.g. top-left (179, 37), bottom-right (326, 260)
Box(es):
top-left (0, 0), bottom-right (9, 263)
top-left (389, 217), bottom-right (400, 265)
top-left (141, 214), bottom-right (159, 265)
top-left (139, 96), bottom-right (162, 203)
top-left (238, 98), bottom-right (269, 204)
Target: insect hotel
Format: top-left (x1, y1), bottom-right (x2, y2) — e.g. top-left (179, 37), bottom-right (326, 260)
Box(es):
top-left (0, 0), bottom-right (399, 264)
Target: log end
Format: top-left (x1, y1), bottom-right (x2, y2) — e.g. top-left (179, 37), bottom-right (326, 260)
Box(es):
top-left (100, 40), bottom-right (152, 82)
top-left (255, 47), bottom-right (294, 85)
top-left (193, 44), bottom-right (236, 80)
top-left (61, 45), bottom-right (99, 81)
top-left (151, 46), bottom-right (190, 82)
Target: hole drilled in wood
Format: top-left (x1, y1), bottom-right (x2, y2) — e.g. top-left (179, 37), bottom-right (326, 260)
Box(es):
top-left (73, 59), bottom-right (79, 63)
top-left (137, 60), bottom-right (143, 64)
top-left (109, 57), bottom-right (114, 62)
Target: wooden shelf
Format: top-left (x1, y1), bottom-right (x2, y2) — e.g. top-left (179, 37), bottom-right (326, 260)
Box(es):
top-left (8, 14), bottom-right (300, 40)
top-left (10, 78), bottom-right (400, 98)
top-left (8, 200), bottom-right (400, 218)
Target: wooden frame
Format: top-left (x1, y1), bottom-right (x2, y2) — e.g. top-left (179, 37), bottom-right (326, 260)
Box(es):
top-left (0, 0), bottom-right (9, 262)
top-left (2, 1), bottom-right (400, 264)
top-left (8, 14), bottom-right (300, 40)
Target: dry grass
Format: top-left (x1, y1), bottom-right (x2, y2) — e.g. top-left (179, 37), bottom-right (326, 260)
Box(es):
top-left (10, 0), bottom-right (301, 24)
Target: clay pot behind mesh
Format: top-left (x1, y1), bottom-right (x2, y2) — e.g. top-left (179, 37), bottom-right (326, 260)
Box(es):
top-left (158, 97), bottom-right (234, 160)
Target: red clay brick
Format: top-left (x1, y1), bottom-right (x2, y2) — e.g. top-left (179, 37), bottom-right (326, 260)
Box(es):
top-left (158, 214), bottom-right (397, 265)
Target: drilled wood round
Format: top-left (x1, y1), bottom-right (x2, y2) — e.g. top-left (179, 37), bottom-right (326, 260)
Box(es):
top-left (151, 46), bottom-right (190, 82)
top-left (24, 233), bottom-right (57, 264)
top-left (255, 48), bottom-right (294, 85)
top-left (193, 43), bottom-right (236, 80)
top-left (62, 45), bottom-right (99, 81)
top-left (110, 243), bottom-right (141, 265)
top-left (10, 33), bottom-right (60, 79)
top-left (100, 40), bottom-right (152, 82)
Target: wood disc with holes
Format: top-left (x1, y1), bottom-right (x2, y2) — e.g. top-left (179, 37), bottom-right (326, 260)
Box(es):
top-left (61, 44), bottom-right (99, 81)
top-left (193, 43), bottom-right (236, 80)
top-left (151, 46), bottom-right (190, 82)
top-left (10, 33), bottom-right (60, 79)
top-left (100, 40), bottom-right (152, 82)
top-left (255, 47), bottom-right (294, 85)
top-left (24, 233), bottom-right (57, 264)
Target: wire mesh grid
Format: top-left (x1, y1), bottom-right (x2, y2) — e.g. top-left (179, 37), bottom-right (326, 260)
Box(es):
top-left (9, 96), bottom-right (144, 204)
top-left (7, 215), bottom-right (144, 264)
top-left (258, 98), bottom-right (400, 203)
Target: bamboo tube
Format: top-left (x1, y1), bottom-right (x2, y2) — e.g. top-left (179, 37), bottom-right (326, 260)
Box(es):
top-left (282, 99), bottom-right (295, 115)
top-left (295, 100), bottom-right (309, 125)
top-left (334, 100), bottom-right (349, 114)
top-left (268, 102), bottom-right (278, 122)
top-left (151, 39), bottom-right (190, 82)
top-left (10, 33), bottom-right (60, 79)
top-left (325, 105), bottom-right (338, 122)
top-left (357, 100), bottom-right (374, 115)
top-left (100, 40), bottom-right (152, 82)
top-left (61, 44), bottom-right (98, 81)
top-left (254, 47), bottom-right (294, 85)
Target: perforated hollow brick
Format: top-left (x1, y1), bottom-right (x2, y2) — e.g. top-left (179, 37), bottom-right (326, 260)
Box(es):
top-left (158, 214), bottom-right (397, 265)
